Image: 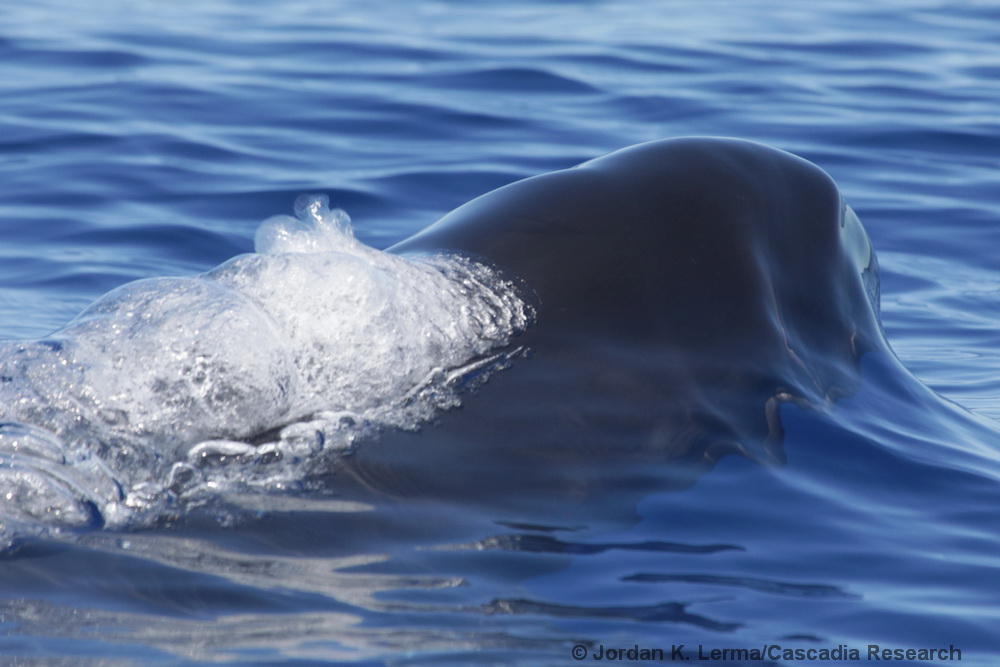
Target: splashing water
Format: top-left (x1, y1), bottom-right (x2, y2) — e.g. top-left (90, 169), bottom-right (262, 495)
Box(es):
top-left (0, 196), bottom-right (533, 548)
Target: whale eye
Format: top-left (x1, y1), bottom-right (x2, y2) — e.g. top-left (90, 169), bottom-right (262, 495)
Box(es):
top-left (841, 205), bottom-right (872, 275)
top-left (841, 204), bottom-right (880, 311)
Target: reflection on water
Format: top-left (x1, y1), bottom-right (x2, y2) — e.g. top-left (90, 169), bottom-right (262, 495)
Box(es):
top-left (0, 495), bottom-right (754, 662)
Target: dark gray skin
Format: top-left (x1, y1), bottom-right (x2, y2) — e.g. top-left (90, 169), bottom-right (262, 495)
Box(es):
top-left (324, 137), bottom-right (886, 509)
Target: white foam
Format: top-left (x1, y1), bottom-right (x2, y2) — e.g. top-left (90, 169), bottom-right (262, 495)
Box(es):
top-left (0, 196), bottom-right (532, 546)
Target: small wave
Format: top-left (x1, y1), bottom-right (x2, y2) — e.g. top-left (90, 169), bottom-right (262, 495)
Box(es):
top-left (479, 597), bottom-right (740, 631)
top-left (446, 533), bottom-right (745, 555)
top-left (422, 66), bottom-right (600, 94)
top-left (622, 572), bottom-right (859, 599)
top-left (0, 196), bottom-right (532, 548)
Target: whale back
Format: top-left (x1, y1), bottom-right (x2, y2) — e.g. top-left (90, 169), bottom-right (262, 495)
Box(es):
top-left (323, 136), bottom-right (892, 510)
top-left (390, 138), bottom-right (883, 424)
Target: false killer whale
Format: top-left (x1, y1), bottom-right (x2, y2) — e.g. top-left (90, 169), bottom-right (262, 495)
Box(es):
top-left (329, 137), bottom-right (887, 503)
top-left (0, 137), bottom-right (895, 530)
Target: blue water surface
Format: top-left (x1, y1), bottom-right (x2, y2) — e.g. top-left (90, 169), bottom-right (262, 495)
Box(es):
top-left (2, 0), bottom-right (1000, 664)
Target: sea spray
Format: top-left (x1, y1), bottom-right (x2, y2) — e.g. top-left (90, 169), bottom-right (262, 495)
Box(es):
top-left (0, 196), bottom-right (532, 545)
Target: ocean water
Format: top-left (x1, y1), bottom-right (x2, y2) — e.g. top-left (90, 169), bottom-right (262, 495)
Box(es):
top-left (2, 0), bottom-right (1000, 664)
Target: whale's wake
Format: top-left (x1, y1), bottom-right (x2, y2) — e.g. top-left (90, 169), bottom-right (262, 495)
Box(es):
top-left (0, 196), bottom-right (532, 548)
